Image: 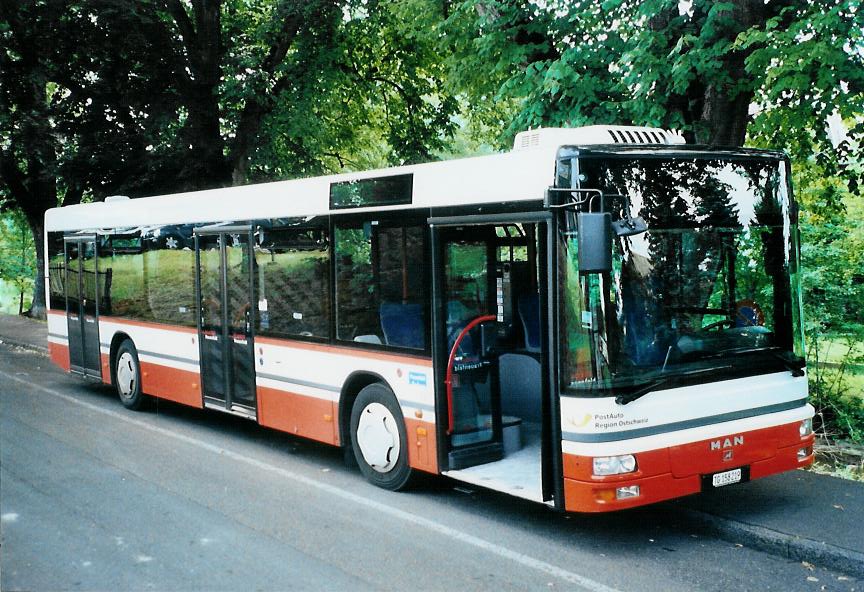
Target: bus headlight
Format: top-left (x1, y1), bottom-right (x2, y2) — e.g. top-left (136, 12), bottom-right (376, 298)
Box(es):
top-left (799, 418), bottom-right (813, 437)
top-left (593, 454), bottom-right (637, 476)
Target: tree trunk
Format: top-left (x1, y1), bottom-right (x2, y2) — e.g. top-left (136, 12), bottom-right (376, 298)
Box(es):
top-left (25, 214), bottom-right (46, 319)
top-left (181, 82), bottom-right (230, 189)
top-left (695, 66), bottom-right (754, 147)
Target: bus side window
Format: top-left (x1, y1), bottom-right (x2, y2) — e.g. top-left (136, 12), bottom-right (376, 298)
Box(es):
top-left (255, 227), bottom-right (330, 340)
top-left (47, 232), bottom-right (66, 311)
top-left (334, 222), bottom-right (426, 350)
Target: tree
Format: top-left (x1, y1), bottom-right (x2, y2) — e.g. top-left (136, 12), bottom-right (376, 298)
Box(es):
top-left (1, 0), bottom-right (459, 316)
top-left (0, 0), bottom-right (182, 317)
top-left (0, 210), bottom-right (35, 314)
top-left (443, 0), bottom-right (864, 161)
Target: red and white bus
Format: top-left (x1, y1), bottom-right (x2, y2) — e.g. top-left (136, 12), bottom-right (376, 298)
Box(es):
top-left (44, 125), bottom-right (814, 512)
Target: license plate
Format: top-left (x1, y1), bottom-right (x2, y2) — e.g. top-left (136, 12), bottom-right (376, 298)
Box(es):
top-left (711, 468), bottom-right (742, 488)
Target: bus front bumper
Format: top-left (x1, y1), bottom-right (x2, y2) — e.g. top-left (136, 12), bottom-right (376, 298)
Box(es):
top-left (562, 420), bottom-right (815, 513)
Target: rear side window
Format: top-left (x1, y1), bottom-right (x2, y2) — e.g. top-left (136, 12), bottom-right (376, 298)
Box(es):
top-left (334, 220), bottom-right (426, 350)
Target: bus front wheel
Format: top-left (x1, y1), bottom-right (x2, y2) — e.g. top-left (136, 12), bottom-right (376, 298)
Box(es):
top-left (114, 340), bottom-right (147, 410)
top-left (350, 383), bottom-right (414, 491)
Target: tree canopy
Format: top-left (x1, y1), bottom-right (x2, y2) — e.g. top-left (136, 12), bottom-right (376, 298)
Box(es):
top-left (1, 0), bottom-right (862, 320)
top-left (0, 0), bottom-right (459, 314)
top-left (443, 0), bottom-right (863, 170)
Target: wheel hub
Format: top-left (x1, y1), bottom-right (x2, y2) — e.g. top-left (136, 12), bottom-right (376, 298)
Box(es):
top-left (116, 352), bottom-right (136, 399)
top-left (356, 402), bottom-right (400, 473)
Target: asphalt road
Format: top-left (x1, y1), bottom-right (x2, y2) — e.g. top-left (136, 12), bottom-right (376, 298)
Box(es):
top-left (0, 343), bottom-right (859, 592)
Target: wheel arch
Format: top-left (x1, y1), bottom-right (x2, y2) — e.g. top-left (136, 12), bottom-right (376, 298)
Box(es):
top-left (338, 371), bottom-right (397, 448)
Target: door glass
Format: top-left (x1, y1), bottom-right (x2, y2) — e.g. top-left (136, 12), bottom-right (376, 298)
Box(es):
top-left (66, 242), bottom-right (81, 316)
top-left (80, 241), bottom-right (101, 373)
top-left (225, 233), bottom-right (251, 339)
top-left (81, 241), bottom-right (97, 317)
top-left (225, 233), bottom-right (255, 405)
top-left (445, 240), bottom-right (494, 446)
top-left (199, 235), bottom-right (223, 332)
top-left (198, 234), bottom-right (225, 401)
top-left (65, 242), bottom-right (83, 369)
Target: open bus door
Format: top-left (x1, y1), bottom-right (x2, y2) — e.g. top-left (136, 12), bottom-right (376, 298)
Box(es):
top-left (194, 226), bottom-right (257, 418)
top-left (64, 235), bottom-right (103, 379)
top-left (430, 213), bottom-right (560, 504)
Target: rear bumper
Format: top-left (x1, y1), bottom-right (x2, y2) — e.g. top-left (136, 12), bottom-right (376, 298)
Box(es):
top-left (563, 419), bottom-right (815, 513)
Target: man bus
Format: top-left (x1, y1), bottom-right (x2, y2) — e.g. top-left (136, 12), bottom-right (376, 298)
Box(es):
top-left (44, 125), bottom-right (814, 512)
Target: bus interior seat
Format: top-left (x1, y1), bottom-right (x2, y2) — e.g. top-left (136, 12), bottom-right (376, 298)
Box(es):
top-left (518, 293), bottom-right (541, 352)
top-left (354, 334), bottom-right (382, 344)
top-left (380, 302), bottom-right (425, 349)
top-left (498, 353), bottom-right (542, 424)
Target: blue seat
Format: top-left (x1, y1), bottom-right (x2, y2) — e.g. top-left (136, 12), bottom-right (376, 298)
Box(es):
top-left (380, 302), bottom-right (425, 349)
top-left (518, 293), bottom-right (541, 352)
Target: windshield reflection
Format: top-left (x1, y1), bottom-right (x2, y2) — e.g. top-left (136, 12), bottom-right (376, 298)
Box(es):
top-left (560, 155), bottom-right (805, 396)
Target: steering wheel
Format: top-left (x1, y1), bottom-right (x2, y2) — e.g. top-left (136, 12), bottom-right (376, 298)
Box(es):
top-left (702, 319), bottom-right (736, 332)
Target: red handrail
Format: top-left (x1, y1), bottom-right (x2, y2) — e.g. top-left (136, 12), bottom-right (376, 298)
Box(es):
top-left (445, 314), bottom-right (496, 435)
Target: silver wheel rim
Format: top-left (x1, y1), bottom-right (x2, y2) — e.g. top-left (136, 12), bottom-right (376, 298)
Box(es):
top-left (116, 352), bottom-right (137, 400)
top-left (356, 402), bottom-right (401, 473)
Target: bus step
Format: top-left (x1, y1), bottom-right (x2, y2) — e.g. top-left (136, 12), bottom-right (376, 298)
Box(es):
top-left (448, 442), bottom-right (503, 470)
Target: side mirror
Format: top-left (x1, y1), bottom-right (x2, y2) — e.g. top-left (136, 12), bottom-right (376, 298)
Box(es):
top-left (612, 216), bottom-right (648, 237)
top-left (577, 212), bottom-right (612, 274)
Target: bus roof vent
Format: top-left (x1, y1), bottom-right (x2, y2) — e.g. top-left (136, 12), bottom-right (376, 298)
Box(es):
top-left (104, 195), bottom-right (131, 204)
top-left (516, 130), bottom-right (544, 150)
top-left (512, 126), bottom-right (686, 151)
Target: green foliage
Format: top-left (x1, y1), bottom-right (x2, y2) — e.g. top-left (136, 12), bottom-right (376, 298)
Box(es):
top-left (0, 210), bottom-right (35, 313)
top-left (806, 335), bottom-right (864, 444)
top-left (443, 0), bottom-right (864, 155)
top-left (794, 158), bottom-right (864, 443)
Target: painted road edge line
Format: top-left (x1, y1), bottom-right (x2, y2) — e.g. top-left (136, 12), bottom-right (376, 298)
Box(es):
top-left (0, 370), bottom-right (623, 592)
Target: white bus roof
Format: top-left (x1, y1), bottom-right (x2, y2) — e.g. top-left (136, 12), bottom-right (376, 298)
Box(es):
top-left (45, 125), bottom-right (685, 232)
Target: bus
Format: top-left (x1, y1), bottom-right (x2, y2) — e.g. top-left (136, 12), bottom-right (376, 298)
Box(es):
top-left (44, 125), bottom-right (815, 512)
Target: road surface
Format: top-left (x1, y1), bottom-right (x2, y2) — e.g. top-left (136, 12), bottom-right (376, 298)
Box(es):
top-left (0, 343), bottom-right (859, 591)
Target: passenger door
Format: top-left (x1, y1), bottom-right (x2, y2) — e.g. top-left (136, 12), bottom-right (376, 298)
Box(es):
top-left (438, 229), bottom-right (502, 468)
top-left (194, 228), bottom-right (257, 417)
top-left (64, 236), bottom-right (103, 379)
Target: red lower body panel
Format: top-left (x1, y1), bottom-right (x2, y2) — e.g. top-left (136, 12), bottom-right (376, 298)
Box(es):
top-left (49, 342), bottom-right (70, 372)
top-left (50, 334), bottom-right (439, 474)
top-left (139, 361), bottom-right (203, 408)
top-left (563, 420), bottom-right (814, 513)
top-left (257, 386), bottom-right (338, 446)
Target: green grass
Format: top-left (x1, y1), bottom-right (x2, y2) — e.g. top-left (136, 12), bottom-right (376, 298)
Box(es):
top-left (815, 336), bottom-right (864, 365)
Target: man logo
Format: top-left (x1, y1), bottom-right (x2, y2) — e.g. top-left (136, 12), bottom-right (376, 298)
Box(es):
top-left (710, 435), bottom-right (744, 451)
top-left (723, 449), bottom-right (734, 462)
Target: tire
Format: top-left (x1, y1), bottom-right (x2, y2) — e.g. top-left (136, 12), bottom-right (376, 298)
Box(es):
top-left (350, 383), bottom-right (414, 491)
top-left (114, 339), bottom-right (147, 410)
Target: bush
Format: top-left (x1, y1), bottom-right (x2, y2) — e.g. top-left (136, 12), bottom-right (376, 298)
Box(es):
top-left (806, 333), bottom-right (864, 444)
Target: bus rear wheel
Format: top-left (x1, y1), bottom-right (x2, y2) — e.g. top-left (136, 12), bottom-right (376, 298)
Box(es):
top-left (350, 383), bottom-right (414, 491)
top-left (114, 340), bottom-right (147, 410)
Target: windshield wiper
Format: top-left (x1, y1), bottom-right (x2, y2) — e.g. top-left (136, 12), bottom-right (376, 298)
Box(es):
top-left (706, 346), bottom-right (805, 377)
top-left (614, 365), bottom-right (732, 406)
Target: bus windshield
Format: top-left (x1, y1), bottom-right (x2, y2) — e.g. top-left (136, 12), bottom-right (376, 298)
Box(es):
top-left (559, 154), bottom-right (805, 398)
